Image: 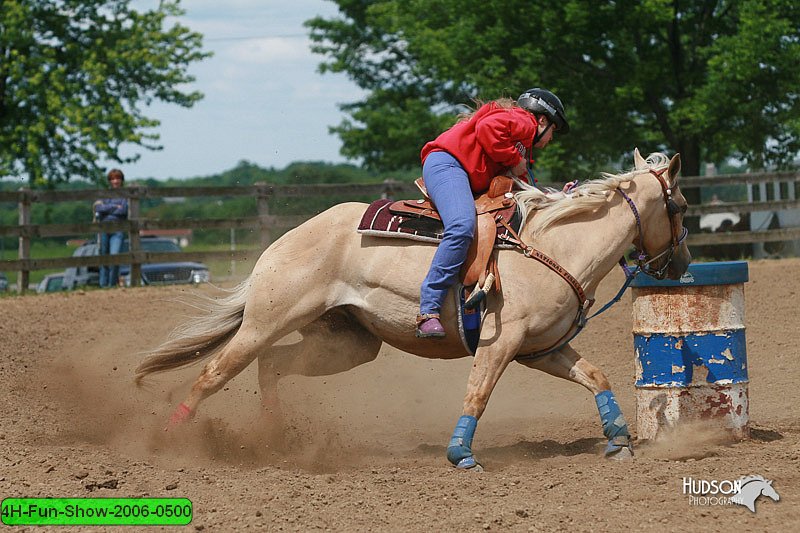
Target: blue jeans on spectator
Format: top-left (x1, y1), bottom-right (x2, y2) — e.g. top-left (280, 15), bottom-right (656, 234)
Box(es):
top-left (419, 151), bottom-right (476, 315)
top-left (99, 231), bottom-right (124, 288)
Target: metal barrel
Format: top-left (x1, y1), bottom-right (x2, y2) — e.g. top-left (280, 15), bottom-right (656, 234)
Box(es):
top-left (631, 261), bottom-right (749, 440)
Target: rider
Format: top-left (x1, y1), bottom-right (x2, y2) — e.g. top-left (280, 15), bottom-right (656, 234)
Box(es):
top-left (416, 88), bottom-right (569, 338)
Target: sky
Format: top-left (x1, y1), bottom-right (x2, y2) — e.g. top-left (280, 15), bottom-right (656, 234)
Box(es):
top-left (122, 0), bottom-right (363, 180)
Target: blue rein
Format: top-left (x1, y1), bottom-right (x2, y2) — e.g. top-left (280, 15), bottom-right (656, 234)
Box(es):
top-left (514, 258), bottom-right (640, 361)
top-left (516, 171), bottom-right (688, 361)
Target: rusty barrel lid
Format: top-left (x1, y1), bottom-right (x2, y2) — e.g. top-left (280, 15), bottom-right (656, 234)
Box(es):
top-left (631, 261), bottom-right (748, 288)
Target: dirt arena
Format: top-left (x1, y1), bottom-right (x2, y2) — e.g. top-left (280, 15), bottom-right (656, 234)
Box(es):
top-left (1, 259), bottom-right (798, 531)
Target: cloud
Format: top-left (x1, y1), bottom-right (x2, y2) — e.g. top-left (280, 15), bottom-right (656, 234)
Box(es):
top-left (223, 36), bottom-right (311, 65)
top-left (122, 1), bottom-right (358, 179)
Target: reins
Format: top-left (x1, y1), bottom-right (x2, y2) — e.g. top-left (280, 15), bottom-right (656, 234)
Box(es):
top-left (507, 166), bottom-right (686, 361)
top-left (496, 216), bottom-right (593, 310)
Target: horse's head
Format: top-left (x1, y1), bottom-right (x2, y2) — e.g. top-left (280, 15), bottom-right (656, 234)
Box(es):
top-left (631, 148), bottom-right (692, 280)
top-left (761, 479), bottom-right (781, 502)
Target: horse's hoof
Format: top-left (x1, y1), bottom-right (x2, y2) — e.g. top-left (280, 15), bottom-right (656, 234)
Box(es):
top-left (455, 456), bottom-right (483, 471)
top-left (164, 402), bottom-right (192, 431)
top-left (604, 436), bottom-right (634, 461)
top-left (607, 446), bottom-right (634, 461)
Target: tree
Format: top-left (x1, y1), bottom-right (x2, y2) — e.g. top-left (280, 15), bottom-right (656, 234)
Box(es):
top-left (0, 0), bottom-right (210, 186)
top-left (307, 0), bottom-right (800, 179)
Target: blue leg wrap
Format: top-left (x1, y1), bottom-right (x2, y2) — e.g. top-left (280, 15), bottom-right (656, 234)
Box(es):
top-left (595, 391), bottom-right (633, 458)
top-left (446, 415), bottom-right (479, 468)
top-left (595, 390), bottom-right (630, 439)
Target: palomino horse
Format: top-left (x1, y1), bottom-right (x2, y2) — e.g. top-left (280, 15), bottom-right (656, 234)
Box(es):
top-left (136, 149), bottom-right (691, 469)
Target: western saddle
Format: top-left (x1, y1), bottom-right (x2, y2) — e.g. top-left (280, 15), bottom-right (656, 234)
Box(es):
top-left (386, 175), bottom-right (519, 307)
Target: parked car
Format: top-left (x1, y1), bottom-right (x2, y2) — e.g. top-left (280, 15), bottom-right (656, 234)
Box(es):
top-left (61, 240), bottom-right (101, 289)
top-left (37, 273), bottom-right (65, 293)
top-left (62, 237), bottom-right (211, 289)
top-left (0, 272), bottom-right (8, 292)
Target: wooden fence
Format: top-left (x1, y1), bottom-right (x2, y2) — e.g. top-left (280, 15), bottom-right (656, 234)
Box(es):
top-left (681, 171), bottom-right (800, 246)
top-left (0, 180), bottom-right (417, 292)
top-left (1, 171), bottom-right (799, 292)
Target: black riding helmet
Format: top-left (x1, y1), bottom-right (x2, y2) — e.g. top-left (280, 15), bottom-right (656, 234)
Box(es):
top-left (517, 88), bottom-right (569, 134)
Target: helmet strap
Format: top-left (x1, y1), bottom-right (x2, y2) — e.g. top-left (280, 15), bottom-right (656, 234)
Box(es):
top-left (533, 121), bottom-right (554, 146)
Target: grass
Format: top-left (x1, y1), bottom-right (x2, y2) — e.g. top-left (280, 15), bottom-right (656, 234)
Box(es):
top-left (183, 242), bottom-right (260, 281)
top-left (0, 240), bottom-right (84, 287)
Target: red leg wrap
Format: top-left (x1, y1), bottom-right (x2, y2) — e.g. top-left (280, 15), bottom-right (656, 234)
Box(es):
top-left (165, 402), bottom-right (192, 430)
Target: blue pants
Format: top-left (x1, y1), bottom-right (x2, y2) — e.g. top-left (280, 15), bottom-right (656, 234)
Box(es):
top-left (420, 152), bottom-right (476, 315)
top-left (99, 231), bottom-right (125, 288)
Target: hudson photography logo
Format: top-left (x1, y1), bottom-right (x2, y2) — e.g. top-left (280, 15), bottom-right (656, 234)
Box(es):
top-left (682, 475), bottom-right (781, 512)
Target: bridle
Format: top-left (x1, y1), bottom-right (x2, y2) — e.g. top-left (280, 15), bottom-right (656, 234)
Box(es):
top-left (616, 167), bottom-right (688, 279)
top-left (509, 164), bottom-right (688, 361)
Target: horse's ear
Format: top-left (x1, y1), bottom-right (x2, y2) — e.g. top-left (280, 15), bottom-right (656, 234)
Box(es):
top-left (633, 148), bottom-right (647, 170)
top-left (668, 153), bottom-right (681, 186)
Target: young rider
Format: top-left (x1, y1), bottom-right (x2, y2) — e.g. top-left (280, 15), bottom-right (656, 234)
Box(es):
top-left (416, 88), bottom-right (569, 338)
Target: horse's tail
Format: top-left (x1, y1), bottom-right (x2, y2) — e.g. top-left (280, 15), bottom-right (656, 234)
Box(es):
top-left (134, 280), bottom-right (250, 385)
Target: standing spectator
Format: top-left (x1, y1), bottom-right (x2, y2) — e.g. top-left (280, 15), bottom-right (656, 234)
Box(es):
top-left (94, 169), bottom-right (128, 288)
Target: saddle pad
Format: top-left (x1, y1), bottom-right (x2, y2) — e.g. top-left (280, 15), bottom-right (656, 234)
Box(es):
top-left (357, 199), bottom-right (521, 246)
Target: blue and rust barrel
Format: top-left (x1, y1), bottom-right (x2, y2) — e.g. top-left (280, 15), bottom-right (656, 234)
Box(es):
top-left (631, 261), bottom-right (749, 440)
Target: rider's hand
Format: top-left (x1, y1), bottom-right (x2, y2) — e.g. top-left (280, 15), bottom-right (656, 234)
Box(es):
top-left (510, 159), bottom-right (528, 178)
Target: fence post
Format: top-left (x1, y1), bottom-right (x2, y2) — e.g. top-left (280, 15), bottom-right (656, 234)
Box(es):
top-left (229, 227), bottom-right (236, 277)
top-left (128, 186), bottom-right (142, 287)
top-left (255, 183), bottom-right (272, 249)
top-left (382, 178), bottom-right (399, 200)
top-left (17, 189), bottom-right (31, 293)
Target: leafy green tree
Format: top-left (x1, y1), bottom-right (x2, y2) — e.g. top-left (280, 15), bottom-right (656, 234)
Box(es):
top-left (308, 0), bottom-right (800, 178)
top-left (0, 0), bottom-right (210, 186)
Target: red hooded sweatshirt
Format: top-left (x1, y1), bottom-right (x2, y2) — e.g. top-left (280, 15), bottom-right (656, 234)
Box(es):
top-left (420, 102), bottom-right (539, 193)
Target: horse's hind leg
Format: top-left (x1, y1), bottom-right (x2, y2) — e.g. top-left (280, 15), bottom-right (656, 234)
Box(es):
top-left (256, 309), bottom-right (382, 432)
top-left (166, 319), bottom-right (285, 427)
top-left (167, 293), bottom-right (333, 428)
top-left (517, 344), bottom-right (634, 460)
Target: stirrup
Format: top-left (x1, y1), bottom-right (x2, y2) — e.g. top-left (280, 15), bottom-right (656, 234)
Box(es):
top-left (464, 273), bottom-right (495, 310)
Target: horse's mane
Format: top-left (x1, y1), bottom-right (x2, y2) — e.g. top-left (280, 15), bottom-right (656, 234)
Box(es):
top-left (514, 152), bottom-right (671, 239)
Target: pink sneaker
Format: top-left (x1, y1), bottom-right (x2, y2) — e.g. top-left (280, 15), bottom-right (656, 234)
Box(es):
top-left (416, 315), bottom-right (446, 338)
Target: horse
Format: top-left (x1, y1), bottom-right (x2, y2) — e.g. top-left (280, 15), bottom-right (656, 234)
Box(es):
top-left (135, 148), bottom-right (691, 470)
top-left (730, 475), bottom-right (780, 512)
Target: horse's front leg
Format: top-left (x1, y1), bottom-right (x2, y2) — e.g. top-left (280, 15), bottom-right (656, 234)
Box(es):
top-left (518, 343), bottom-right (634, 460)
top-left (447, 326), bottom-right (523, 470)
